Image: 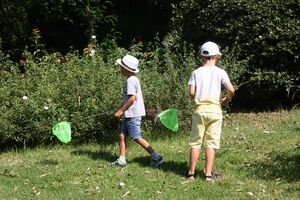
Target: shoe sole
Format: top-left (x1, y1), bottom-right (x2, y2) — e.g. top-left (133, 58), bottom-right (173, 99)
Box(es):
top-left (187, 174), bottom-right (195, 181)
top-left (153, 158), bottom-right (164, 167)
top-left (109, 162), bottom-right (127, 167)
top-left (205, 174), bottom-right (222, 181)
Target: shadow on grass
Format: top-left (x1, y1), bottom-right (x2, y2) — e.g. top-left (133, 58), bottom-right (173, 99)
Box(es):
top-left (132, 156), bottom-right (188, 177)
top-left (245, 149), bottom-right (300, 182)
top-left (71, 150), bottom-right (189, 177)
top-left (71, 149), bottom-right (116, 162)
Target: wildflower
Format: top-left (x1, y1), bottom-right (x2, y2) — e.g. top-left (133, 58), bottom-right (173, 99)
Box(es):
top-left (91, 98), bottom-right (96, 104)
top-left (22, 96), bottom-right (28, 100)
top-left (32, 28), bottom-right (40, 33)
top-left (44, 106), bottom-right (49, 110)
top-left (19, 59), bottom-right (30, 63)
top-left (91, 35), bottom-right (96, 39)
top-left (89, 49), bottom-right (96, 57)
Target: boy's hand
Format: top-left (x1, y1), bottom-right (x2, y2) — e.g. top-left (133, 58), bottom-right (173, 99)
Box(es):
top-left (220, 96), bottom-right (229, 106)
top-left (114, 95), bottom-right (136, 118)
top-left (114, 110), bottom-right (124, 118)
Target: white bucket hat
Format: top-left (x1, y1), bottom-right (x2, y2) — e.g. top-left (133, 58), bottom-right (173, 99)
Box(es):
top-left (200, 41), bottom-right (222, 57)
top-left (116, 55), bottom-right (139, 73)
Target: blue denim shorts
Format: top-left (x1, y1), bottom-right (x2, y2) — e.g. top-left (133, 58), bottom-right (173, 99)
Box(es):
top-left (119, 117), bottom-right (142, 139)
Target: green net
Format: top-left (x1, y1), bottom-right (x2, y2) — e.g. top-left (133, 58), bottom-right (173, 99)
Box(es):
top-left (158, 109), bottom-right (179, 132)
top-left (52, 121), bottom-right (72, 143)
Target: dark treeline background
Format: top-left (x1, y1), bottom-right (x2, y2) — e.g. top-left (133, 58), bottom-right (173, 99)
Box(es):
top-left (0, 0), bottom-right (176, 59)
top-left (0, 0), bottom-right (299, 110)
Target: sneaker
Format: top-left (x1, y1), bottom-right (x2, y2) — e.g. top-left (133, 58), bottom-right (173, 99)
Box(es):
top-left (110, 159), bottom-right (127, 167)
top-left (150, 155), bottom-right (164, 167)
top-left (205, 172), bottom-right (222, 181)
top-left (187, 174), bottom-right (195, 181)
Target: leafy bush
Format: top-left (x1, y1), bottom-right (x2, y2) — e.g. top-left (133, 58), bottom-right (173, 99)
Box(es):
top-left (0, 19), bottom-right (282, 148)
top-left (0, 36), bottom-right (196, 147)
top-left (0, 49), bottom-right (123, 147)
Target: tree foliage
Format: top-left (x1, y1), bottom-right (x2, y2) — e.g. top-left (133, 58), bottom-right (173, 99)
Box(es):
top-left (0, 0), bottom-right (31, 59)
top-left (172, 0), bottom-right (299, 70)
top-left (0, 0), bottom-right (117, 58)
top-left (0, 0), bottom-right (299, 117)
top-left (169, 0), bottom-right (300, 88)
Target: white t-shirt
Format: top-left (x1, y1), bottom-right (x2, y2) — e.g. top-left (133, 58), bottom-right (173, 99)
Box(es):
top-left (188, 66), bottom-right (230, 113)
top-left (123, 76), bottom-right (146, 118)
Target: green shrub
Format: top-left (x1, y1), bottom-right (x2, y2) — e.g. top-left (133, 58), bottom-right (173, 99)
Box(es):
top-left (0, 33), bottom-right (249, 148)
top-left (0, 40), bottom-right (192, 147)
top-left (0, 50), bottom-right (123, 147)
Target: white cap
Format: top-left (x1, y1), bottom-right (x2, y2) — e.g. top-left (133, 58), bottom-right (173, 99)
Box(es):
top-left (200, 41), bottom-right (222, 57)
top-left (116, 55), bottom-right (139, 73)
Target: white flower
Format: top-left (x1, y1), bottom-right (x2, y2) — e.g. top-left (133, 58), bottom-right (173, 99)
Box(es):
top-left (91, 35), bottom-right (96, 39)
top-left (89, 49), bottom-right (96, 57)
top-left (22, 96), bottom-right (28, 100)
top-left (44, 106), bottom-right (49, 110)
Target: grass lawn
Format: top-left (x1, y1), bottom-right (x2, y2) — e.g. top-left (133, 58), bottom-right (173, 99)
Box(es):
top-left (0, 109), bottom-right (299, 200)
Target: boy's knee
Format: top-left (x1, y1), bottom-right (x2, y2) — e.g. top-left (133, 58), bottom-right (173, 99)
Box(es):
top-left (118, 133), bottom-right (125, 140)
top-left (133, 137), bottom-right (142, 142)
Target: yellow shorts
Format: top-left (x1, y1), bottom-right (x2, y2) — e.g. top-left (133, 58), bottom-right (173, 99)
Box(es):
top-left (189, 112), bottom-right (223, 149)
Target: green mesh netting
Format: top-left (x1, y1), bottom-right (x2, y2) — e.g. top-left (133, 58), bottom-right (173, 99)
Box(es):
top-left (52, 121), bottom-right (72, 143)
top-left (158, 109), bottom-right (179, 132)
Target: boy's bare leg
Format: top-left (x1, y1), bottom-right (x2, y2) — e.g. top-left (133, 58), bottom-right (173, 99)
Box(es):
top-left (134, 138), bottom-right (155, 154)
top-left (119, 133), bottom-right (126, 156)
top-left (188, 148), bottom-right (200, 175)
top-left (134, 137), bottom-right (163, 167)
top-left (204, 148), bottom-right (215, 176)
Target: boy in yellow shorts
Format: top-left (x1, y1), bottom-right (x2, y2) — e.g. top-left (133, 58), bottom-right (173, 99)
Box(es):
top-left (187, 41), bottom-right (235, 181)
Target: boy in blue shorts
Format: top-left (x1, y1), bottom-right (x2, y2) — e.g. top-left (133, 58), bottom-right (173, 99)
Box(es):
top-left (111, 55), bottom-right (164, 167)
top-left (187, 42), bottom-right (235, 181)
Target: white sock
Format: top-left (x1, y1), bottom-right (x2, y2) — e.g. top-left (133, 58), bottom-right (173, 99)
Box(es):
top-left (119, 156), bottom-right (126, 163)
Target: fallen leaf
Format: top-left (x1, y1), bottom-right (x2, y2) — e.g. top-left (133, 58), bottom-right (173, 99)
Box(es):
top-left (181, 180), bottom-right (190, 184)
top-left (247, 192), bottom-right (254, 196)
top-left (122, 191), bottom-right (130, 197)
top-left (39, 173), bottom-right (51, 178)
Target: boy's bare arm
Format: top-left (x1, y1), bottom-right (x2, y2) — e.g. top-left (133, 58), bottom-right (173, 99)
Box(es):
top-left (189, 85), bottom-right (196, 98)
top-left (220, 81), bottom-right (235, 105)
top-left (115, 95), bottom-right (136, 118)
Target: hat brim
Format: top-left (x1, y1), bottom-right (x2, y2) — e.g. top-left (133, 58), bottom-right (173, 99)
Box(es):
top-left (200, 52), bottom-right (222, 57)
top-left (116, 59), bottom-right (139, 73)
